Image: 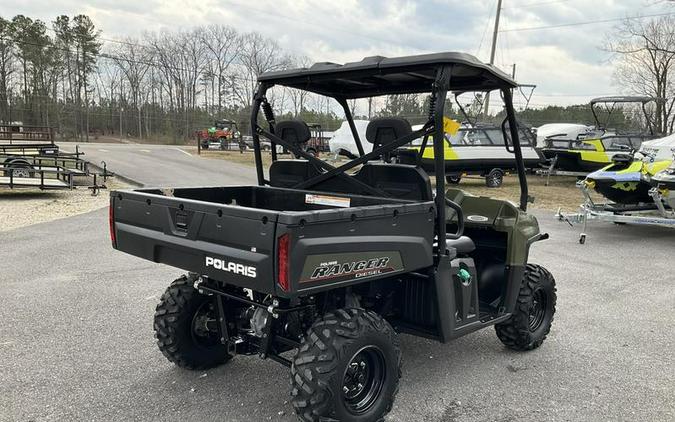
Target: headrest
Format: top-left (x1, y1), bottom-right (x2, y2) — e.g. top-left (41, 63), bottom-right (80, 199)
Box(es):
top-left (366, 118), bottom-right (413, 146)
top-left (275, 120), bottom-right (311, 145)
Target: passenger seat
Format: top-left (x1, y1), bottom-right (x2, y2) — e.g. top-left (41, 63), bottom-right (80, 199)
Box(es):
top-left (269, 120), bottom-right (317, 188)
top-left (361, 118), bottom-right (433, 201)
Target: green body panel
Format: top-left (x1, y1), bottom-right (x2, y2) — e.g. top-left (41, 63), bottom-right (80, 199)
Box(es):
top-left (445, 188), bottom-right (540, 266)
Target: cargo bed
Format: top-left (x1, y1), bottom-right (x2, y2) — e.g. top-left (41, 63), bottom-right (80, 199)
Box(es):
top-left (111, 186), bottom-right (435, 296)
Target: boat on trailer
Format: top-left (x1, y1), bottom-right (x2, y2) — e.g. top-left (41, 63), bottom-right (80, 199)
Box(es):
top-left (584, 133), bottom-right (675, 204)
top-left (397, 120), bottom-right (544, 187)
top-left (541, 96), bottom-right (658, 173)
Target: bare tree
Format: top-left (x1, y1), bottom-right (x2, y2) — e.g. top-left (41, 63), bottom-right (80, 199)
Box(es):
top-left (111, 38), bottom-right (151, 138)
top-left (199, 25), bottom-right (241, 115)
top-left (235, 32), bottom-right (291, 109)
top-left (606, 16), bottom-right (675, 134)
top-left (288, 55), bottom-right (311, 116)
top-left (0, 17), bottom-right (15, 122)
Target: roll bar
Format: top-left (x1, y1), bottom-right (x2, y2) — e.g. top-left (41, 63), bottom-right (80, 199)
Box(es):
top-left (249, 66), bottom-right (529, 258)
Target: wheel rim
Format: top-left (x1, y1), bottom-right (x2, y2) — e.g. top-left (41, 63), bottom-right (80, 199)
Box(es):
top-left (489, 173), bottom-right (501, 186)
top-left (342, 346), bottom-right (386, 414)
top-left (12, 168), bottom-right (30, 178)
top-left (191, 302), bottom-right (220, 347)
top-left (528, 287), bottom-right (548, 331)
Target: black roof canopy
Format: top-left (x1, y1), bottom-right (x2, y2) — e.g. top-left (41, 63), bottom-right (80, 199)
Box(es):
top-left (258, 52), bottom-right (518, 99)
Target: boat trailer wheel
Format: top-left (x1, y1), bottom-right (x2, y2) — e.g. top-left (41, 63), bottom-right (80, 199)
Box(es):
top-left (486, 169), bottom-right (504, 188)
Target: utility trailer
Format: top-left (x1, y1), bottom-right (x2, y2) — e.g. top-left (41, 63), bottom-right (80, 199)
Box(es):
top-left (0, 125), bottom-right (103, 191)
top-left (110, 52), bottom-right (557, 422)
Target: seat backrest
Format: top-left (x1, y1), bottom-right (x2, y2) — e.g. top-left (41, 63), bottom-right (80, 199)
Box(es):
top-left (269, 120), bottom-right (314, 188)
top-left (269, 160), bottom-right (317, 188)
top-left (270, 118), bottom-right (431, 201)
top-left (361, 118), bottom-right (432, 201)
top-left (366, 118), bottom-right (413, 147)
top-left (275, 120), bottom-right (311, 145)
top-left (356, 163), bottom-right (432, 201)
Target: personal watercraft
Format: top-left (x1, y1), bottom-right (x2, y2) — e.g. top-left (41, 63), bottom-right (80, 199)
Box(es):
top-left (541, 96), bottom-right (657, 173)
top-left (651, 149), bottom-right (675, 209)
top-left (584, 134), bottom-right (675, 204)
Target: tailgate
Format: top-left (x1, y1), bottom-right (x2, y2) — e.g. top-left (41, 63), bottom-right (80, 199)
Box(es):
top-left (111, 191), bottom-right (279, 293)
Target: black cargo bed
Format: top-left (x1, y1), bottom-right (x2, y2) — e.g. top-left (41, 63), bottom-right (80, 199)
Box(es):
top-left (111, 186), bottom-right (435, 295)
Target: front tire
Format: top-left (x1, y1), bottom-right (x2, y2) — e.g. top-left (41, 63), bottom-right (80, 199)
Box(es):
top-left (153, 274), bottom-right (232, 369)
top-left (495, 264), bottom-right (556, 351)
top-left (291, 308), bottom-right (401, 422)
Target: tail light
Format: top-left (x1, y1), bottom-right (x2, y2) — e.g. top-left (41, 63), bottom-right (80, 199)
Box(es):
top-left (109, 204), bottom-right (117, 248)
top-left (277, 233), bottom-right (290, 292)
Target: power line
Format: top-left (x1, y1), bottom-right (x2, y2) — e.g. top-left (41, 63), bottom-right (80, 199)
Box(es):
top-left (500, 11), bottom-right (675, 32)
top-left (475, 0), bottom-right (498, 57)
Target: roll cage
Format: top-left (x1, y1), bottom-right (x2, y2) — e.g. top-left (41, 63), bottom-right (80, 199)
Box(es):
top-left (249, 52), bottom-right (527, 257)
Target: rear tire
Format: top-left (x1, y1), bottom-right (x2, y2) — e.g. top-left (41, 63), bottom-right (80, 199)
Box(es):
top-left (495, 264), bottom-right (556, 351)
top-left (154, 274), bottom-right (232, 369)
top-left (291, 308), bottom-right (401, 422)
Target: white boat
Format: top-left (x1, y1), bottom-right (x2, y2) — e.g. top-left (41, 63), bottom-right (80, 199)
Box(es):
top-left (398, 123), bottom-right (544, 187)
top-left (329, 120), bottom-right (371, 157)
top-left (533, 123), bottom-right (596, 148)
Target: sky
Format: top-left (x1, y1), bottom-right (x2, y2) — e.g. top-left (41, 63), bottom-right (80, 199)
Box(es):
top-left (3, 0), bottom-right (674, 111)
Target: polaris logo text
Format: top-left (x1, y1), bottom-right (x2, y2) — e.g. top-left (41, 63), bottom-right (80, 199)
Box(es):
top-left (205, 256), bottom-right (257, 278)
top-left (311, 257), bottom-right (390, 280)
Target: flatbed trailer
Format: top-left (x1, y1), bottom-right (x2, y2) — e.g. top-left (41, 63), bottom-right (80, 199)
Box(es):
top-left (0, 165), bottom-right (74, 190)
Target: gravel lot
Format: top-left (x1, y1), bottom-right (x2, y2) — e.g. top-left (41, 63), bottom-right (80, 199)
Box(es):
top-left (0, 179), bottom-right (127, 232)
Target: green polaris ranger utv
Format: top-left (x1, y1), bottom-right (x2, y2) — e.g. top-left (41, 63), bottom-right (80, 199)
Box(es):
top-left (109, 52), bottom-right (556, 422)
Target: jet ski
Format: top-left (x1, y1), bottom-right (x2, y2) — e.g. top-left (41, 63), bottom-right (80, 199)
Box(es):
top-left (650, 150), bottom-right (675, 209)
top-left (541, 96), bottom-right (658, 173)
top-left (584, 134), bottom-right (675, 204)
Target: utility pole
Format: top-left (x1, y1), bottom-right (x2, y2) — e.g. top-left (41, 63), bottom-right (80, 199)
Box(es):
top-left (483, 0), bottom-right (503, 118)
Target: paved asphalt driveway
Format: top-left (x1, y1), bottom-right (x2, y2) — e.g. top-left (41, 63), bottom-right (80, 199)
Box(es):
top-left (1, 144), bottom-right (673, 421)
top-left (62, 142), bottom-right (256, 186)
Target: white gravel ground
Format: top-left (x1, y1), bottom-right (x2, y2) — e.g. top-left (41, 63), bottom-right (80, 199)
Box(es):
top-left (0, 179), bottom-right (126, 232)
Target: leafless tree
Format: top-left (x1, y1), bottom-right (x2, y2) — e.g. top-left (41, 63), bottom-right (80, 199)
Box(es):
top-left (235, 32), bottom-right (291, 109)
top-left (287, 55), bottom-right (311, 116)
top-left (111, 38), bottom-right (151, 138)
top-left (605, 16), bottom-right (675, 134)
top-left (199, 25), bottom-right (241, 115)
